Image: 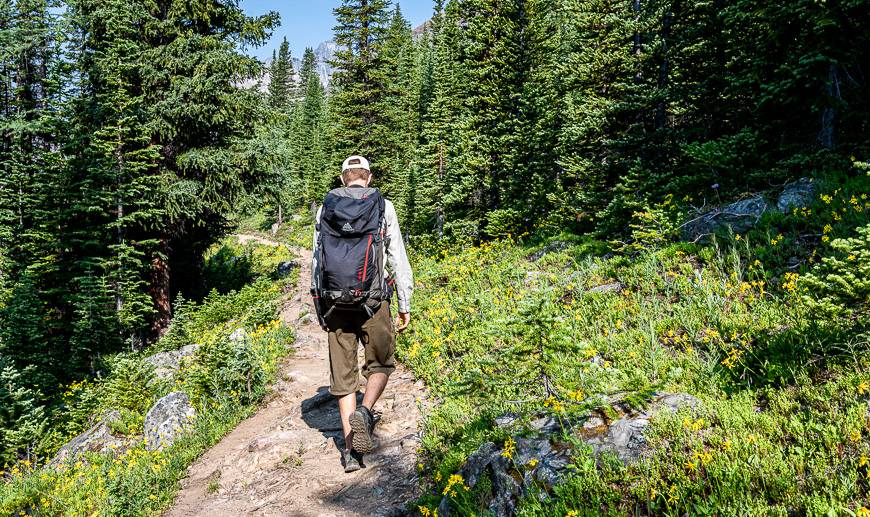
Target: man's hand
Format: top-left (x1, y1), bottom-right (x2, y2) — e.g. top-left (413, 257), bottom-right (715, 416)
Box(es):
top-left (395, 312), bottom-right (411, 333)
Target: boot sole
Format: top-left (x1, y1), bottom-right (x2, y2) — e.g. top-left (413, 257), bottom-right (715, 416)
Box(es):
top-left (349, 412), bottom-right (374, 454)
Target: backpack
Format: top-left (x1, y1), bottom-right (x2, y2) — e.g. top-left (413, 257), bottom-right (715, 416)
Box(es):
top-left (312, 187), bottom-right (392, 326)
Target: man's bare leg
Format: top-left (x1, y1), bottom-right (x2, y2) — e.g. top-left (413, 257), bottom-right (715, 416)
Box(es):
top-left (337, 392), bottom-right (357, 449)
top-left (361, 372), bottom-right (388, 410)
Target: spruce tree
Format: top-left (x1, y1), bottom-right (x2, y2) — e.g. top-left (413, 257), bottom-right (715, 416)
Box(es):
top-left (328, 0), bottom-right (391, 169)
top-left (268, 37), bottom-right (295, 111)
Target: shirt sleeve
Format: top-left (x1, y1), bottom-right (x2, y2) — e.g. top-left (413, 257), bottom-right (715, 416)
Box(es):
top-left (384, 201), bottom-right (413, 313)
top-left (311, 205), bottom-right (322, 294)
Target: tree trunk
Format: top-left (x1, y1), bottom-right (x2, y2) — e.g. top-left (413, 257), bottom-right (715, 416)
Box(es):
top-left (150, 238), bottom-right (171, 341)
top-left (819, 63), bottom-right (840, 150)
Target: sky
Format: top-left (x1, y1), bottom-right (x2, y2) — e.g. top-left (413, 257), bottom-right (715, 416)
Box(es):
top-left (241, 0), bottom-right (435, 60)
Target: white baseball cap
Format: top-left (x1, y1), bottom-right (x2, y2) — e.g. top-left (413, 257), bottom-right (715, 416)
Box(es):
top-left (342, 155), bottom-right (370, 172)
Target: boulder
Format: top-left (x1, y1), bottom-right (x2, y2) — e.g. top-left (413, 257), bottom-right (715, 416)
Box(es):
top-left (681, 195), bottom-right (771, 242)
top-left (144, 391), bottom-right (196, 451)
top-left (276, 260), bottom-right (299, 277)
top-left (229, 328), bottom-right (247, 342)
top-left (50, 410), bottom-right (132, 465)
top-left (579, 392), bottom-right (701, 463)
top-left (143, 344), bottom-right (200, 380)
top-left (776, 177), bottom-right (816, 212)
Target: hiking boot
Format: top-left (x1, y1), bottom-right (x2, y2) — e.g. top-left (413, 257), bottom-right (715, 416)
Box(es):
top-left (349, 406), bottom-right (375, 454)
top-left (342, 448), bottom-right (362, 473)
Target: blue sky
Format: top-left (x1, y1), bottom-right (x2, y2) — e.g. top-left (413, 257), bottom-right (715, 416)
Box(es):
top-left (241, 0), bottom-right (435, 60)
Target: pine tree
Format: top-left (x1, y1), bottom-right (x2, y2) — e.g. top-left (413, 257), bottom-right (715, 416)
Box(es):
top-left (291, 47), bottom-right (330, 203)
top-left (446, 0), bottom-right (530, 240)
top-left (328, 0), bottom-right (391, 168)
top-left (377, 4), bottom-right (417, 219)
top-left (412, 0), bottom-right (461, 237)
top-left (268, 37), bottom-right (295, 110)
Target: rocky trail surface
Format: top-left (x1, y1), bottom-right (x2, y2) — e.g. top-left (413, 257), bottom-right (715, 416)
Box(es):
top-left (168, 236), bottom-right (426, 516)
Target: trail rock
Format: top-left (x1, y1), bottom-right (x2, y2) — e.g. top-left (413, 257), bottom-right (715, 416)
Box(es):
top-left (144, 344), bottom-right (200, 380)
top-left (777, 177), bottom-right (816, 212)
top-left (50, 410), bottom-right (132, 465)
top-left (580, 392), bottom-right (701, 463)
top-left (681, 195), bottom-right (771, 242)
top-left (145, 392), bottom-right (196, 451)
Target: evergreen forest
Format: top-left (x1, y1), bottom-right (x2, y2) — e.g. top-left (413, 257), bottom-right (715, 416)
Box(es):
top-left (1, 0), bottom-right (870, 514)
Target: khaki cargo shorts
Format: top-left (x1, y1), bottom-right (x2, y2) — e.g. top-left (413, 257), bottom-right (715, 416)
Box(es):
top-left (324, 301), bottom-right (396, 396)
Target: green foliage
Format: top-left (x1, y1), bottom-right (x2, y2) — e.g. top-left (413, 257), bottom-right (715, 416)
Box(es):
top-left (0, 241), bottom-right (294, 514)
top-left (268, 37), bottom-right (295, 110)
top-left (0, 363), bottom-right (48, 465)
top-left (800, 223), bottom-right (870, 324)
top-left (406, 233), bottom-right (870, 514)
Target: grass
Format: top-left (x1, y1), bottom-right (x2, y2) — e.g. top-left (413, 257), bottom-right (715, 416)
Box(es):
top-left (403, 177), bottom-right (870, 515)
top-left (0, 238), bottom-right (297, 516)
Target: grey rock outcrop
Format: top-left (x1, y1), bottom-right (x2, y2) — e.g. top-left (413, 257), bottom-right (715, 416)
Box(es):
top-left (777, 177), bottom-right (816, 212)
top-left (681, 195), bottom-right (771, 242)
top-left (580, 393), bottom-right (701, 463)
top-left (437, 442), bottom-right (523, 517)
top-left (50, 410), bottom-right (132, 465)
top-left (229, 328), bottom-right (247, 342)
top-left (144, 344), bottom-right (200, 380)
top-left (144, 391), bottom-right (196, 451)
top-left (440, 392), bottom-right (701, 516)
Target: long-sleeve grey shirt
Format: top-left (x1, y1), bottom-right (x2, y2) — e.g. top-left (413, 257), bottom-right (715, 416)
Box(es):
top-left (311, 188), bottom-right (414, 313)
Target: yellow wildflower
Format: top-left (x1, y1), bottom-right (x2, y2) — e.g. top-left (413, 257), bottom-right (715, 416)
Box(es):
top-left (501, 437), bottom-right (516, 460)
top-left (858, 381), bottom-right (869, 395)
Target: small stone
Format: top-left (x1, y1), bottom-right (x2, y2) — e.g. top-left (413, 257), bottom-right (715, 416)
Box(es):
top-left (494, 413), bottom-right (520, 428)
top-left (276, 261), bottom-right (299, 277)
top-left (143, 344), bottom-right (200, 381)
top-left (528, 241), bottom-right (569, 261)
top-left (529, 416), bottom-right (562, 434)
top-left (587, 282), bottom-right (625, 294)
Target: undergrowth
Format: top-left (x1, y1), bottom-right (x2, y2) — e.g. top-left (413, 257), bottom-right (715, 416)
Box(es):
top-left (403, 176), bottom-right (870, 515)
top-left (0, 238), bottom-right (297, 515)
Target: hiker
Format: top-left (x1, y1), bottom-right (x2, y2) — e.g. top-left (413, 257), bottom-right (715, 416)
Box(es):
top-left (311, 155), bottom-right (413, 473)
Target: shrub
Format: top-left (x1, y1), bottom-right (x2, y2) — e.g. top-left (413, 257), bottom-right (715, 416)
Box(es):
top-left (799, 223), bottom-right (870, 324)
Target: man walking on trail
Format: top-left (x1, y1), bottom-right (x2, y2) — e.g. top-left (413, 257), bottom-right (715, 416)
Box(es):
top-left (311, 155), bottom-right (413, 473)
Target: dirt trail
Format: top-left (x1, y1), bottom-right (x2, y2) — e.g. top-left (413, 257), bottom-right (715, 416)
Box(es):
top-left (168, 235), bottom-right (426, 516)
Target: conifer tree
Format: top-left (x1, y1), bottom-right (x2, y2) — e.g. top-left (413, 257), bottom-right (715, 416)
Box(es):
top-left (328, 0), bottom-right (391, 167)
top-left (412, 0), bottom-right (461, 237)
top-left (377, 4), bottom-right (417, 219)
top-left (292, 47), bottom-right (330, 203)
top-left (268, 37), bottom-right (295, 111)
